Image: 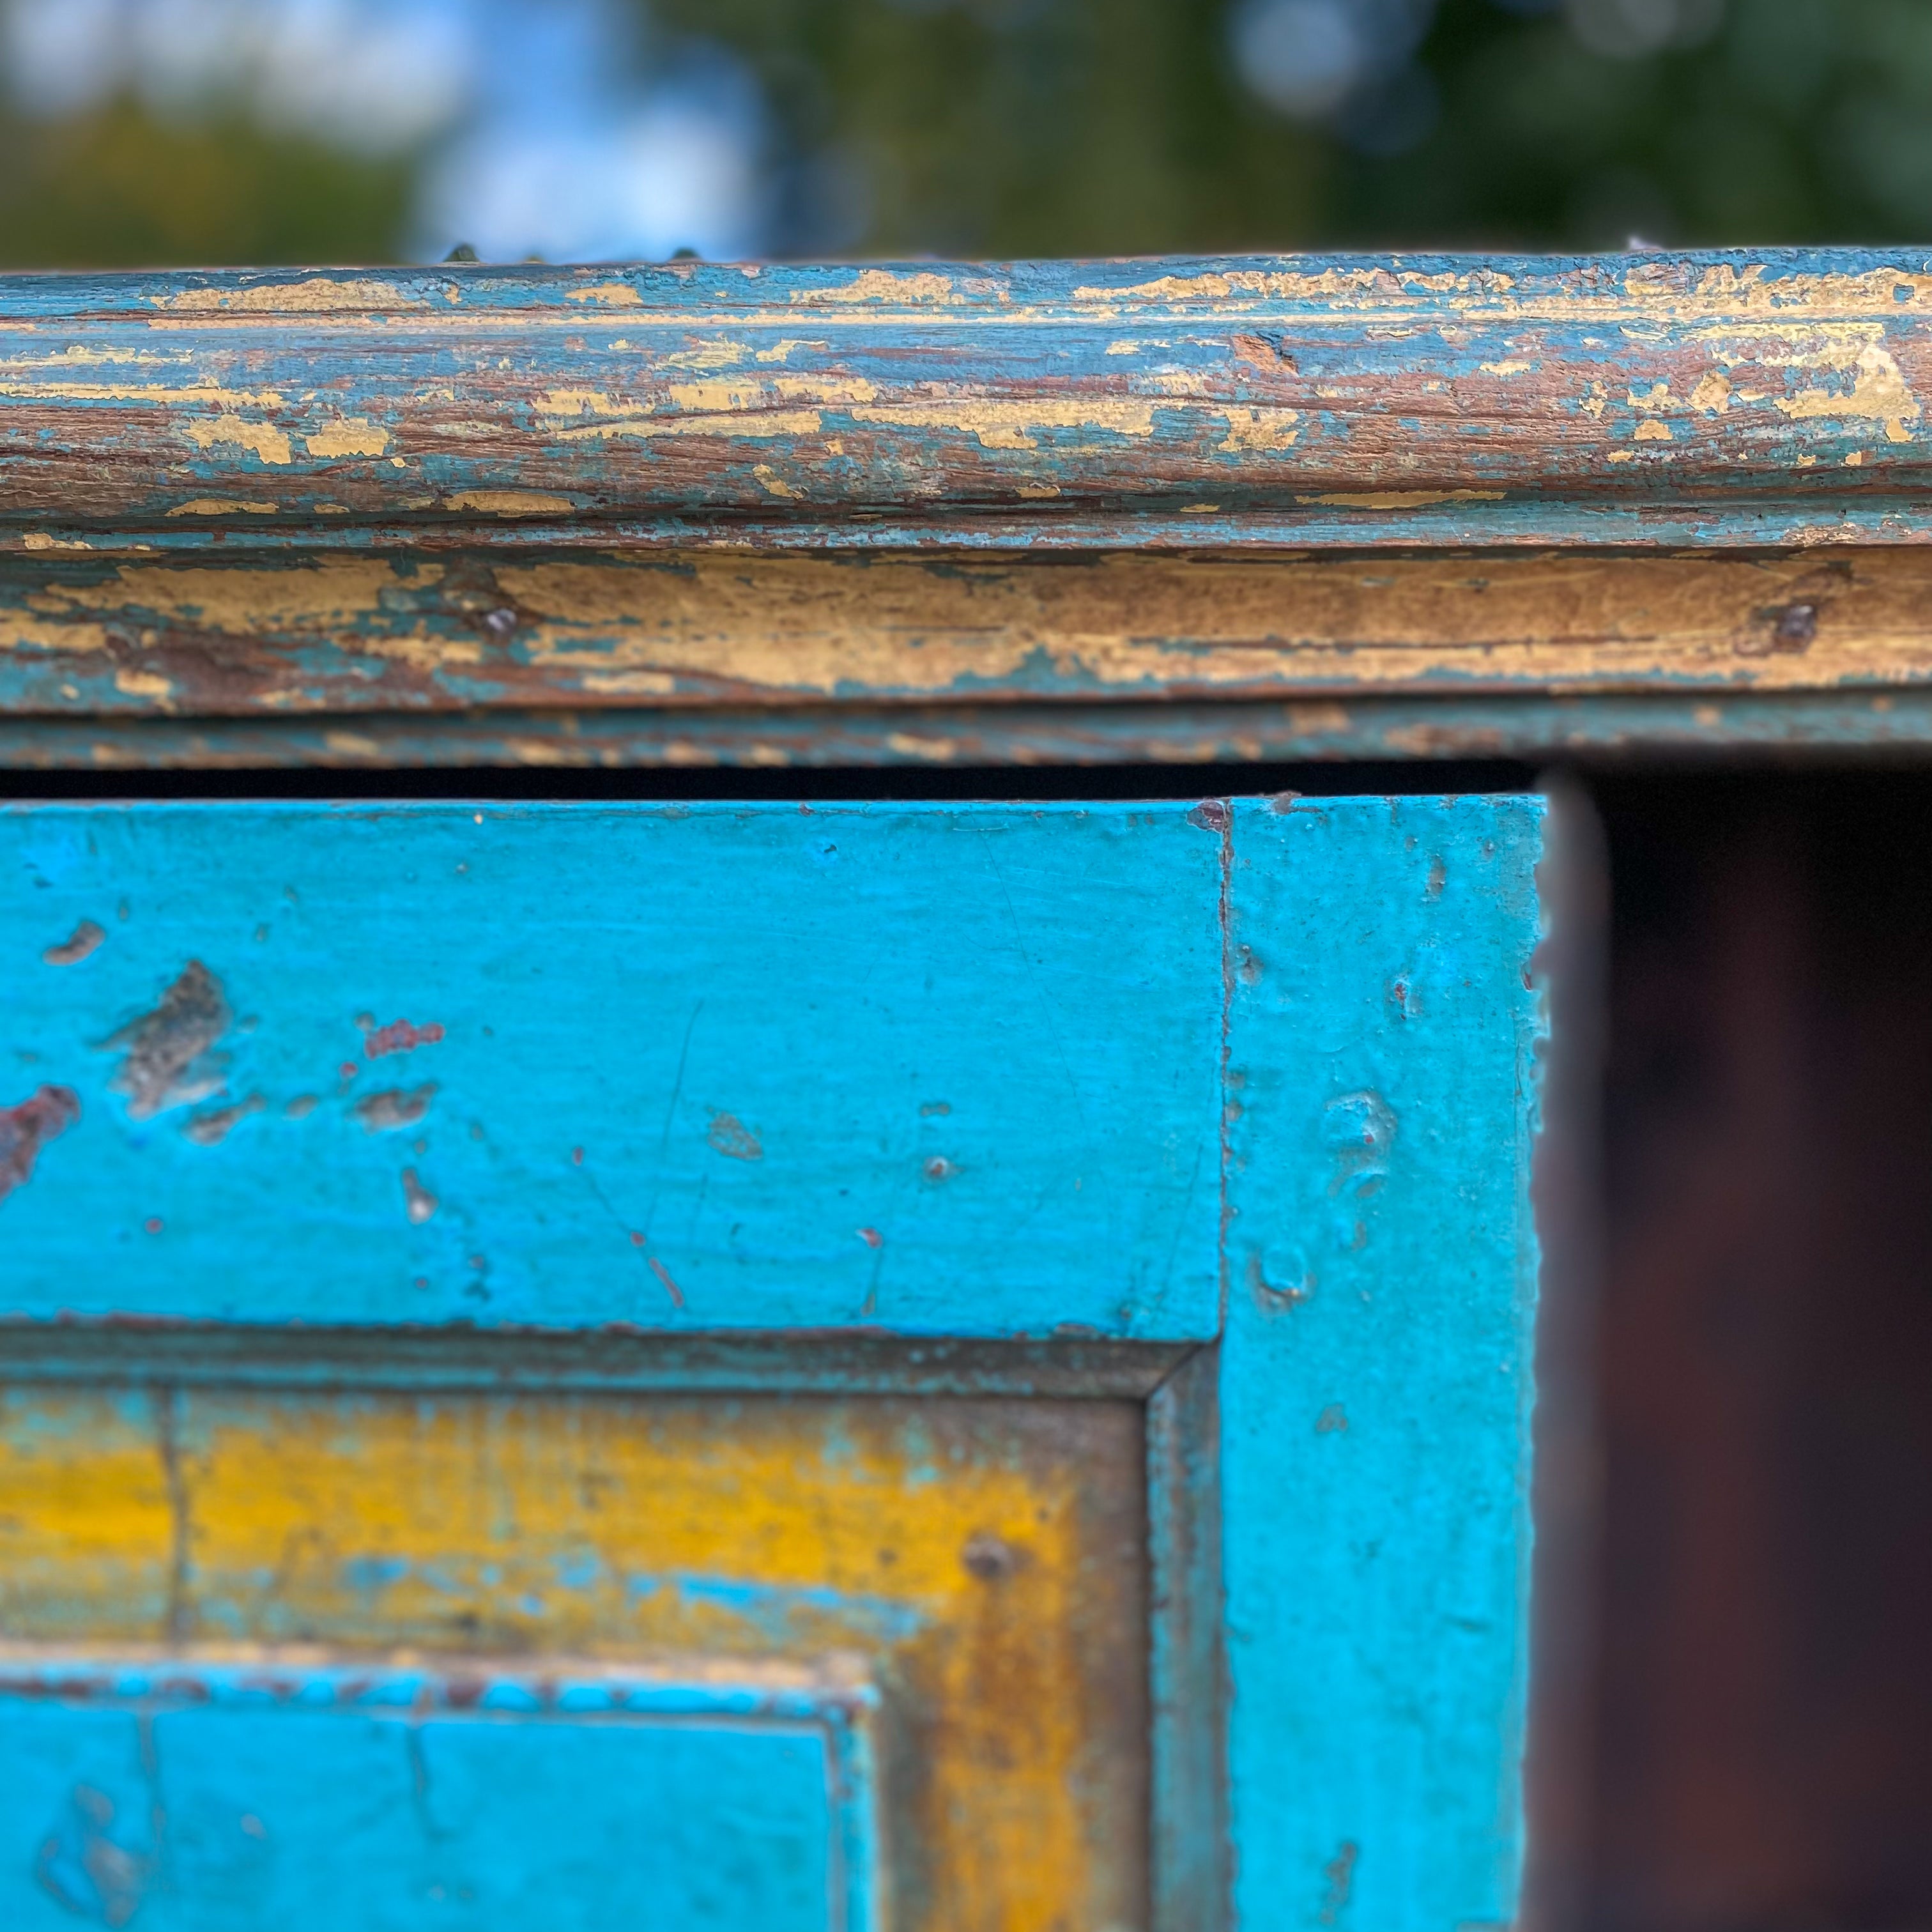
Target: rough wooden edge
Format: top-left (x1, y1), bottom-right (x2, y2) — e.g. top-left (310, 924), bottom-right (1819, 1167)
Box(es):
top-left (1148, 1342), bottom-right (1230, 1932)
top-left (0, 1327), bottom-right (1190, 1398)
top-left (1519, 782), bottom-right (1611, 1932)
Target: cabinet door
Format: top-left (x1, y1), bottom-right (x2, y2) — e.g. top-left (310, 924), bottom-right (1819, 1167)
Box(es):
top-left (0, 795), bottom-right (1547, 1932)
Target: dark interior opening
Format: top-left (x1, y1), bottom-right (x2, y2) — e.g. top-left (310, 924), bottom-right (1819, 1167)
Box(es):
top-left (1575, 769), bottom-right (1932, 1932)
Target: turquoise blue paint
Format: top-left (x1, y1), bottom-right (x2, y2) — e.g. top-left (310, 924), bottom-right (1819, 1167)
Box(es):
top-left (0, 801), bottom-right (1222, 1337)
top-left (0, 1664), bottom-right (874, 1931)
top-left (0, 795), bottom-right (1553, 1932)
top-left (1221, 797), bottom-right (1545, 1932)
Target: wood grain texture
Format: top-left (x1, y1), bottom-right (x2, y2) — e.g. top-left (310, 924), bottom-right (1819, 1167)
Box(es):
top-left (0, 546), bottom-right (1923, 721)
top-left (0, 801), bottom-right (1223, 1337)
top-left (1221, 795), bottom-right (1546, 1932)
top-left (3, 544), bottom-right (1929, 765)
top-left (3, 252), bottom-right (1932, 553)
top-left (0, 1386), bottom-right (1147, 1932)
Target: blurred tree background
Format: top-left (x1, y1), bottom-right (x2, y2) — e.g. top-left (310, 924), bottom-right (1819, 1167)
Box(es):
top-left (0, 0), bottom-right (1922, 268)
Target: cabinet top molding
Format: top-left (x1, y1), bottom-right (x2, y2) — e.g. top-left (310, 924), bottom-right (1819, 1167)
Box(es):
top-left (4, 249), bottom-right (1931, 553)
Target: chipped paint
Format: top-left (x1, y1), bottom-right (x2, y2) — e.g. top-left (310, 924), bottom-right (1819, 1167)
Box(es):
top-left (150, 277), bottom-right (416, 314)
top-left (0, 1084), bottom-right (79, 1202)
top-left (303, 416), bottom-right (392, 459)
top-left (790, 268), bottom-right (967, 306)
top-left (102, 960), bottom-right (230, 1120)
top-left (181, 414), bottom-right (294, 466)
top-left (439, 490), bottom-right (574, 516)
top-left (43, 919), bottom-right (104, 965)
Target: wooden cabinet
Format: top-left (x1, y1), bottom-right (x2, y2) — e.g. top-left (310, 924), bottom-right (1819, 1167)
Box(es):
top-left (26, 243), bottom-right (1917, 1926)
top-left (0, 795), bottom-right (1545, 1928)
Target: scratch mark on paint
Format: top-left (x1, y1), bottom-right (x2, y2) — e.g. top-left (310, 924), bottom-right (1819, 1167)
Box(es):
top-left (647, 1254), bottom-right (685, 1308)
top-left (0, 1085), bottom-right (80, 1204)
top-left (103, 961), bottom-right (230, 1119)
top-left (1320, 1841), bottom-right (1359, 1924)
top-left (43, 920), bottom-right (105, 965)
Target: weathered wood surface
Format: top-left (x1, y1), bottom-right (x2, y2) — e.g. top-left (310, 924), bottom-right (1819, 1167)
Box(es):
top-left (3, 253), bottom-right (1932, 553)
top-left (1223, 795), bottom-right (1546, 1932)
top-left (4, 543), bottom-right (1930, 765)
top-left (0, 547), bottom-right (1915, 717)
top-left (0, 801), bottom-right (1223, 1335)
top-left (0, 1387), bottom-right (1147, 1930)
top-left (0, 1664), bottom-right (871, 1931)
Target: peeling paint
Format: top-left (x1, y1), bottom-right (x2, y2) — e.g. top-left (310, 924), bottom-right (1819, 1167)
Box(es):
top-left (43, 919), bottom-right (104, 965)
top-left (102, 961), bottom-right (230, 1120)
top-left (181, 414), bottom-right (294, 466)
top-left (0, 1084), bottom-right (80, 1203)
top-left (304, 417), bottom-right (392, 459)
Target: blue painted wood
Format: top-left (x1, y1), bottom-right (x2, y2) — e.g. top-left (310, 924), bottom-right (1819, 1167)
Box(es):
top-left (1220, 796), bottom-right (1546, 1932)
top-left (5, 251), bottom-right (1932, 552)
top-left (0, 1663), bottom-right (874, 1931)
top-left (0, 801), bottom-right (1222, 1337)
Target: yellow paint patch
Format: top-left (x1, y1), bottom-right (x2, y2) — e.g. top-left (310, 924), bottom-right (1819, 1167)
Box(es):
top-left (441, 490), bottom-right (574, 516)
top-left (3, 1386), bottom-right (1148, 1932)
top-left (1765, 333), bottom-right (1920, 443)
top-left (1634, 420), bottom-right (1674, 442)
top-left (752, 464), bottom-right (803, 500)
top-left (113, 669), bottom-right (173, 699)
top-left (1480, 359), bottom-right (1535, 376)
top-left (165, 498), bottom-right (278, 516)
top-left (564, 282), bottom-right (645, 307)
top-left (1692, 371), bottom-right (1733, 414)
top-left (151, 277), bottom-right (415, 314)
top-left (182, 414), bottom-right (294, 466)
top-left (848, 397), bottom-right (1160, 449)
top-left (304, 417), bottom-right (392, 459)
top-left (1016, 483), bottom-right (1062, 498)
top-left (885, 732), bottom-right (961, 759)
top-left (21, 532), bottom-right (92, 550)
top-left (1297, 489), bottom-right (1506, 509)
top-left (792, 268), bottom-right (964, 306)
top-left (1218, 405), bottom-right (1301, 452)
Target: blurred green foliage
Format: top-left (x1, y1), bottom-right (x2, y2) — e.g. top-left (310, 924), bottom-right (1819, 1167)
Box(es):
top-left (0, 100), bottom-right (412, 270)
top-left (0, 0), bottom-right (1926, 268)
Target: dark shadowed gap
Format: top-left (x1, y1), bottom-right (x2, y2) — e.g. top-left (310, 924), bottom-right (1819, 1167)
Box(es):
top-left (0, 760), bottom-right (1538, 801)
top-left (1579, 769), bottom-right (1932, 1932)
